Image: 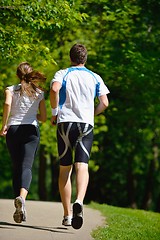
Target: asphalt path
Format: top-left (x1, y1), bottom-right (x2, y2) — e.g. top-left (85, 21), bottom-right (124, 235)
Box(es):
top-left (0, 199), bottom-right (105, 240)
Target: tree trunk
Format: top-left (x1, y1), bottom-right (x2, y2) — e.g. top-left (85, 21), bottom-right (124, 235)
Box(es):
top-left (127, 158), bottom-right (137, 209)
top-left (50, 154), bottom-right (60, 201)
top-left (156, 193), bottom-right (160, 213)
top-left (38, 145), bottom-right (47, 200)
top-left (141, 144), bottom-right (157, 210)
top-left (141, 160), bottom-right (154, 210)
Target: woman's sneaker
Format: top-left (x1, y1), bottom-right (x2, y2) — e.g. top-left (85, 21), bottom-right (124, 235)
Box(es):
top-left (71, 200), bottom-right (83, 230)
top-left (62, 216), bottom-right (72, 226)
top-left (13, 196), bottom-right (26, 223)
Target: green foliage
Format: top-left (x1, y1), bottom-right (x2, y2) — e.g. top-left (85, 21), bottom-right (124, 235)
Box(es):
top-left (0, 137), bottom-right (12, 198)
top-left (0, 0), bottom-right (160, 211)
top-left (79, 0), bottom-right (160, 210)
top-left (0, 0), bottom-right (87, 62)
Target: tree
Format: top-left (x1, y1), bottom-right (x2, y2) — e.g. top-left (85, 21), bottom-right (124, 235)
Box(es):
top-left (0, 0), bottom-right (87, 62)
top-left (79, 0), bottom-right (160, 210)
top-left (0, 0), bottom-right (86, 200)
top-left (1, 0), bottom-right (160, 212)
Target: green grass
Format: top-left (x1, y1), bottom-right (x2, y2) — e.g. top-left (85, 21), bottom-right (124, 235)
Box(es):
top-left (90, 202), bottom-right (160, 240)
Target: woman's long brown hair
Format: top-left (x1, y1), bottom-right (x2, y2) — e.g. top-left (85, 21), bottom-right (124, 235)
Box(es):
top-left (16, 62), bottom-right (46, 97)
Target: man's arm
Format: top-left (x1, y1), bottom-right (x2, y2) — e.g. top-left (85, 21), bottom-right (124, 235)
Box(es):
top-left (50, 81), bottom-right (61, 125)
top-left (50, 81), bottom-right (61, 109)
top-left (94, 94), bottom-right (109, 116)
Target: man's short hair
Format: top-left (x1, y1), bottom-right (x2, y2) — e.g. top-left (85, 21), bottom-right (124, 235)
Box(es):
top-left (70, 44), bottom-right (87, 64)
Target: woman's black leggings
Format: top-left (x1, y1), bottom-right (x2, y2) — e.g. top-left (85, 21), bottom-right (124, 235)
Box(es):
top-left (6, 124), bottom-right (40, 197)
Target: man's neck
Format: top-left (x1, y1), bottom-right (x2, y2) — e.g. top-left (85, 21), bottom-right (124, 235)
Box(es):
top-left (71, 62), bottom-right (85, 67)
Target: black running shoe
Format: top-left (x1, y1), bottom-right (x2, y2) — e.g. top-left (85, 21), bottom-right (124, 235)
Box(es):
top-left (72, 201), bottom-right (83, 229)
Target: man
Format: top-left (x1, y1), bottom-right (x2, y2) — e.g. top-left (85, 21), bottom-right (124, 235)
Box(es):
top-left (50, 43), bottom-right (110, 229)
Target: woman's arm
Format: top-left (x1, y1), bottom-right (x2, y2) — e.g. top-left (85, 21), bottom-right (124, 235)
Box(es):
top-left (37, 98), bottom-right (47, 123)
top-left (0, 89), bottom-right (12, 136)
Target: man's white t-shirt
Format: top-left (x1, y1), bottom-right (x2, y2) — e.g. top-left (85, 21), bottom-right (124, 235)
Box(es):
top-left (50, 66), bottom-right (110, 126)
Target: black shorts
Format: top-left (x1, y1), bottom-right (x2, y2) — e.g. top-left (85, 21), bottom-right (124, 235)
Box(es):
top-left (57, 122), bottom-right (93, 166)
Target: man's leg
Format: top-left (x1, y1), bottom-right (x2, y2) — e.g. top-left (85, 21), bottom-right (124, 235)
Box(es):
top-left (71, 123), bottom-right (93, 229)
top-left (75, 162), bottom-right (89, 203)
top-left (71, 162), bottom-right (89, 229)
top-left (59, 165), bottom-right (73, 217)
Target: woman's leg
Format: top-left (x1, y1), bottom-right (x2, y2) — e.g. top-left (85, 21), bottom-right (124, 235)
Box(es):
top-left (6, 126), bottom-right (22, 197)
top-left (6, 125), bottom-right (40, 223)
top-left (20, 126), bottom-right (40, 195)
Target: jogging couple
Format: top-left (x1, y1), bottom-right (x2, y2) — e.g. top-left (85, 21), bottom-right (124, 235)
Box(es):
top-left (0, 43), bottom-right (110, 230)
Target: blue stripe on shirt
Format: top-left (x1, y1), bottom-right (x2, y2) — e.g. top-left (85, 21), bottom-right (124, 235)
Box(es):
top-left (59, 67), bottom-right (100, 109)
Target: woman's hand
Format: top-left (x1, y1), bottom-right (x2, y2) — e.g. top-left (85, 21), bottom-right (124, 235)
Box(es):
top-left (0, 125), bottom-right (8, 136)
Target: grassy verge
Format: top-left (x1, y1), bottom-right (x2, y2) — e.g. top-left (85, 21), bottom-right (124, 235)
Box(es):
top-left (90, 202), bottom-right (160, 240)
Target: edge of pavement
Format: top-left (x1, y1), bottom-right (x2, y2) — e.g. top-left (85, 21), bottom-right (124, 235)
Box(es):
top-left (0, 199), bottom-right (105, 240)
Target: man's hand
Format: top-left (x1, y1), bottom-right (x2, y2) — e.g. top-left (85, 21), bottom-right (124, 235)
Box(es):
top-left (51, 116), bottom-right (57, 126)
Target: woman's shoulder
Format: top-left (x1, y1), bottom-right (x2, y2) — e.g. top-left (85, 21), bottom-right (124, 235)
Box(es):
top-left (34, 88), bottom-right (44, 100)
top-left (35, 88), bottom-right (44, 96)
top-left (6, 84), bottom-right (21, 93)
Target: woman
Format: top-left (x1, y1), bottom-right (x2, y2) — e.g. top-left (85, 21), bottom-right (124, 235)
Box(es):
top-left (0, 62), bottom-right (47, 223)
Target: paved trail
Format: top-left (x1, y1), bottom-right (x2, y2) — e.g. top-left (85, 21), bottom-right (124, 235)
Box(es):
top-left (0, 199), bottom-right (105, 240)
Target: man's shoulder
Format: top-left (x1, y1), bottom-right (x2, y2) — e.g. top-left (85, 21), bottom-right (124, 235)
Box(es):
top-left (56, 67), bottom-right (69, 74)
top-left (84, 68), bottom-right (103, 82)
top-left (50, 68), bottom-right (69, 86)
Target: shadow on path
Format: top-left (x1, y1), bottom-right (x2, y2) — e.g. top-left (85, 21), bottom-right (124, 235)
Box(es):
top-left (0, 221), bottom-right (73, 235)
